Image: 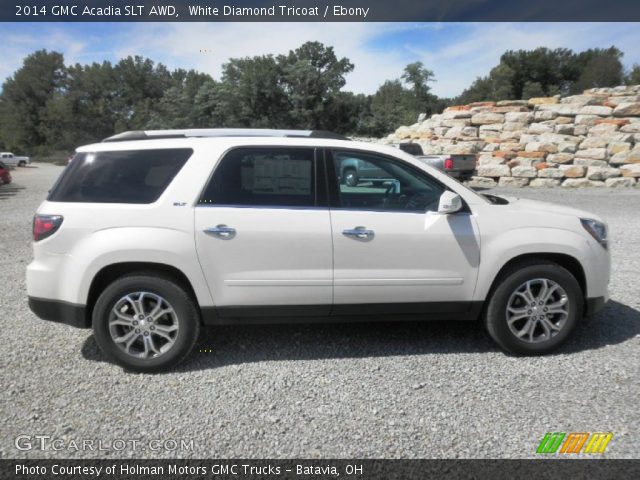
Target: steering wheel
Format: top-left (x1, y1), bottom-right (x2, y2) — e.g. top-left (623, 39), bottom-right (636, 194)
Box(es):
top-left (405, 192), bottom-right (437, 211)
top-left (384, 183), bottom-right (396, 195)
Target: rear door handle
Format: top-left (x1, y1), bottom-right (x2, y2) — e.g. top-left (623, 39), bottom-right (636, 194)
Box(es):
top-left (204, 225), bottom-right (236, 238)
top-left (342, 226), bottom-right (374, 240)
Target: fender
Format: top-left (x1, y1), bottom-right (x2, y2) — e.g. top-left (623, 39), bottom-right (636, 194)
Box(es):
top-left (474, 227), bottom-right (592, 301)
top-left (60, 227), bottom-right (214, 307)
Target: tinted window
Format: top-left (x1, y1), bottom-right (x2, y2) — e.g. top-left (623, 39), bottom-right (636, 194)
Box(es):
top-left (332, 151), bottom-right (445, 212)
top-left (48, 149), bottom-right (192, 204)
top-left (200, 148), bottom-right (315, 207)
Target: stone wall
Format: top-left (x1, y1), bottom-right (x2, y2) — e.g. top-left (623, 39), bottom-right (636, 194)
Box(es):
top-left (382, 85), bottom-right (640, 187)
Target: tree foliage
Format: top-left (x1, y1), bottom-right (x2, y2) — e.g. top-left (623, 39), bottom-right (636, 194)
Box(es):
top-left (0, 50), bottom-right (66, 151)
top-left (1, 43), bottom-right (639, 154)
top-left (458, 47), bottom-right (628, 103)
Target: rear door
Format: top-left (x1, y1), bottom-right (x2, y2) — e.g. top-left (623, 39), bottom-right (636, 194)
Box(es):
top-left (194, 147), bottom-right (333, 317)
top-left (327, 149), bottom-right (481, 316)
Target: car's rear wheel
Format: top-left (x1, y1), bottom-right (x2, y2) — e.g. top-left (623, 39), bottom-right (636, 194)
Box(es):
top-left (18, 161), bottom-right (26, 167)
top-left (93, 274), bottom-right (200, 372)
top-left (484, 261), bottom-right (582, 355)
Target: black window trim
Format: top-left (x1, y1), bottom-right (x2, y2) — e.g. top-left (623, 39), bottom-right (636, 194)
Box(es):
top-left (196, 145), bottom-right (327, 210)
top-left (323, 147), bottom-right (471, 214)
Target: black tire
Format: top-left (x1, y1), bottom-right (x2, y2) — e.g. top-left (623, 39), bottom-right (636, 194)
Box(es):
top-left (484, 260), bottom-right (582, 355)
top-left (18, 161), bottom-right (26, 167)
top-left (92, 273), bottom-right (200, 372)
top-left (344, 168), bottom-right (358, 187)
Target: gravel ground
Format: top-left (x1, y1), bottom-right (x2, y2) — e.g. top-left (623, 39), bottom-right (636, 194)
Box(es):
top-left (0, 163), bottom-right (638, 459)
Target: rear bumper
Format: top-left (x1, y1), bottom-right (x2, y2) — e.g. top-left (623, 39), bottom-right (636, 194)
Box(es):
top-left (28, 296), bottom-right (90, 328)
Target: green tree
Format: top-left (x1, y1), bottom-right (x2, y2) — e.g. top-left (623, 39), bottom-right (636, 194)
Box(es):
top-left (457, 64), bottom-right (515, 103)
top-left (277, 41), bottom-right (354, 129)
top-left (401, 62), bottom-right (437, 113)
top-left (521, 81), bottom-right (545, 99)
top-left (111, 56), bottom-right (174, 131)
top-left (219, 55), bottom-right (289, 127)
top-left (325, 91), bottom-right (372, 135)
top-left (500, 47), bottom-right (576, 98)
top-left (0, 50), bottom-right (66, 152)
top-left (489, 64), bottom-right (516, 100)
top-left (457, 76), bottom-right (493, 104)
top-left (627, 64), bottom-right (640, 85)
top-left (456, 46), bottom-right (626, 103)
top-left (146, 70), bottom-right (213, 129)
top-left (42, 61), bottom-right (118, 148)
top-left (571, 47), bottom-right (625, 92)
top-left (364, 80), bottom-right (416, 136)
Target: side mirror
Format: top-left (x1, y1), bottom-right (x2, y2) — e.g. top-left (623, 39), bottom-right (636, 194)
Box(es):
top-left (437, 191), bottom-right (462, 214)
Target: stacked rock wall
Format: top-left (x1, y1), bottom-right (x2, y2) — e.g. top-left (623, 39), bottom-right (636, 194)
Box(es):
top-left (383, 85), bottom-right (640, 187)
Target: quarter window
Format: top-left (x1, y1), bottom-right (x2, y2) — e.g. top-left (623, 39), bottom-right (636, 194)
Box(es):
top-left (47, 149), bottom-right (192, 204)
top-left (200, 148), bottom-right (316, 207)
top-left (331, 150), bottom-right (445, 212)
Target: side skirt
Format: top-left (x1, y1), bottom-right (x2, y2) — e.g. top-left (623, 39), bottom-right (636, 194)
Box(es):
top-left (201, 302), bottom-right (484, 325)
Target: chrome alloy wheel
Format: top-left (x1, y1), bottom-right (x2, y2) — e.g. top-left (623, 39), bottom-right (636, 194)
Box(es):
top-left (108, 292), bottom-right (179, 358)
top-left (506, 278), bottom-right (569, 344)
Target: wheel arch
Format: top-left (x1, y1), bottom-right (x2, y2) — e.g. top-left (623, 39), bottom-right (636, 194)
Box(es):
top-left (86, 262), bottom-right (200, 325)
top-left (484, 252), bottom-right (587, 310)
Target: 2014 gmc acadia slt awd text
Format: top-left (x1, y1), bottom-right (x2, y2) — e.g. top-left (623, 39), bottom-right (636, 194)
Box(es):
top-left (27, 129), bottom-right (610, 371)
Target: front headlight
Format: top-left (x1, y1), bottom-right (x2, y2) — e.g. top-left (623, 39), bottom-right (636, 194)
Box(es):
top-left (580, 218), bottom-right (607, 250)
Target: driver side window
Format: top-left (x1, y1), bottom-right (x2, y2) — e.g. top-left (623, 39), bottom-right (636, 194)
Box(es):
top-left (331, 150), bottom-right (445, 212)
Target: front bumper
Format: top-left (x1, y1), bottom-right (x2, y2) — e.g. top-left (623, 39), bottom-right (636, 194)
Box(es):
top-left (28, 296), bottom-right (89, 328)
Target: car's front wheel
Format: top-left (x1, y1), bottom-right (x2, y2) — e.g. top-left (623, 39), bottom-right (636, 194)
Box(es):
top-left (484, 261), bottom-right (582, 355)
top-left (93, 273), bottom-right (200, 372)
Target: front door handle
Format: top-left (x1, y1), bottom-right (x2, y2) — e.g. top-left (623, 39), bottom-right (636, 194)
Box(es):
top-left (342, 226), bottom-right (374, 240)
top-left (204, 225), bottom-right (236, 238)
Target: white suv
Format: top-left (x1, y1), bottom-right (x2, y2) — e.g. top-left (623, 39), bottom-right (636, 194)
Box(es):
top-left (27, 129), bottom-right (610, 371)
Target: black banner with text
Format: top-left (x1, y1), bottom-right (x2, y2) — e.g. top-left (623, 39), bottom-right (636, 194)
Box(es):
top-left (2, 0), bottom-right (640, 22)
top-left (2, 459), bottom-right (640, 480)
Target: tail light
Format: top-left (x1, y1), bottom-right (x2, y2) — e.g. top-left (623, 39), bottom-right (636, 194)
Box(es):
top-left (444, 157), bottom-right (454, 170)
top-left (33, 214), bottom-right (63, 241)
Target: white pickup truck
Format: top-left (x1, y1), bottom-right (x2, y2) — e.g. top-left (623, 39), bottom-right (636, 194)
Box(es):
top-left (1, 152), bottom-right (30, 167)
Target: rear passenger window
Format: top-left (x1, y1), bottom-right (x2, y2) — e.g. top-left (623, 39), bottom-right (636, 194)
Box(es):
top-left (199, 147), bottom-right (315, 207)
top-left (48, 149), bottom-right (192, 204)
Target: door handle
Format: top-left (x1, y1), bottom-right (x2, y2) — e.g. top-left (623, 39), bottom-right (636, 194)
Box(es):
top-left (342, 227), bottom-right (374, 240)
top-left (204, 225), bottom-right (236, 238)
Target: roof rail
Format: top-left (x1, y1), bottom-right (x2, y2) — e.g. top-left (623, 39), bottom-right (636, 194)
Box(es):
top-left (102, 129), bottom-right (351, 142)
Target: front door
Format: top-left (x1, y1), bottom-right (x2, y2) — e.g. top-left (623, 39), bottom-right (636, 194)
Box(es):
top-left (195, 146), bottom-right (332, 317)
top-left (327, 149), bottom-right (480, 315)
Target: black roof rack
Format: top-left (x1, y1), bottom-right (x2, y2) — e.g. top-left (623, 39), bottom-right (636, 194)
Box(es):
top-left (102, 129), bottom-right (350, 143)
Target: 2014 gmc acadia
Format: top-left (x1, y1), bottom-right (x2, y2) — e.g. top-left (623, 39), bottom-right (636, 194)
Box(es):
top-left (27, 129), bottom-right (610, 371)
